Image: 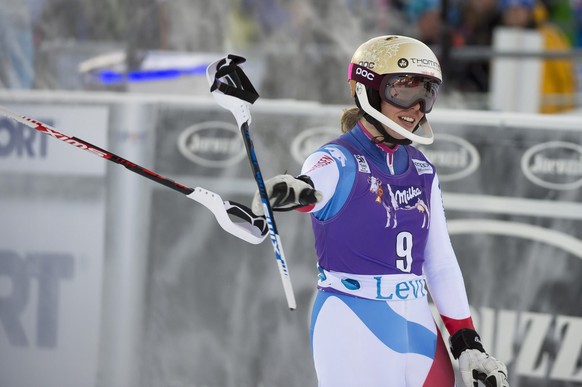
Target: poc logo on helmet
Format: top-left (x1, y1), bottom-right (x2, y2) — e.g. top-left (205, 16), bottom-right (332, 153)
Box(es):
top-left (356, 67), bottom-right (375, 80)
top-left (358, 61), bottom-right (375, 69)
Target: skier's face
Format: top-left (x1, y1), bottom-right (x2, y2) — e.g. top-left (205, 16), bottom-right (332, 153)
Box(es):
top-left (380, 100), bottom-right (424, 140)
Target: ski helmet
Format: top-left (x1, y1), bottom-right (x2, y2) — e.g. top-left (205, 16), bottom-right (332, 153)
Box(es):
top-left (348, 35), bottom-right (442, 145)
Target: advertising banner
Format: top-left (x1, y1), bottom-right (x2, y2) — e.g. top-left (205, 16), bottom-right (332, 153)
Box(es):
top-left (0, 104), bottom-right (108, 387)
top-left (0, 200), bottom-right (105, 387)
top-left (141, 103), bottom-right (582, 387)
top-left (3, 97), bottom-right (579, 387)
top-left (0, 104), bottom-right (108, 176)
top-left (426, 112), bottom-right (582, 386)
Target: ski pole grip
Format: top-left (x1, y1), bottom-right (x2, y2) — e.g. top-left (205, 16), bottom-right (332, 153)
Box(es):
top-left (210, 54), bottom-right (259, 104)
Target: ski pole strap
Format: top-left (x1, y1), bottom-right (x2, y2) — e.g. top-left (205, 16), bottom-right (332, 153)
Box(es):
top-left (449, 328), bottom-right (485, 359)
top-left (224, 200), bottom-right (267, 236)
top-left (209, 54), bottom-right (259, 104)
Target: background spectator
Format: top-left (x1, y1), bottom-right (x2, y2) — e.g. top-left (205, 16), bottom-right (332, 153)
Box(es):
top-left (405, 0), bottom-right (465, 94)
top-left (500, 0), bottom-right (577, 113)
top-left (541, 0), bottom-right (578, 45)
top-left (456, 0), bottom-right (502, 93)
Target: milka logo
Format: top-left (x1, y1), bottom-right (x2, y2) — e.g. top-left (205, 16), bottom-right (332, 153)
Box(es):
top-left (521, 141), bottom-right (582, 190)
top-left (177, 121), bottom-right (245, 168)
top-left (417, 133), bottom-right (480, 182)
top-left (394, 187), bottom-right (422, 206)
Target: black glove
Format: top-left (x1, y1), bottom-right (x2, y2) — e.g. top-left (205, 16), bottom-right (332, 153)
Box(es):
top-left (251, 174), bottom-right (322, 215)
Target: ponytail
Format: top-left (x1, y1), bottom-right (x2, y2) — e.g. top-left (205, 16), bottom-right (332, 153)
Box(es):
top-left (340, 107), bottom-right (363, 133)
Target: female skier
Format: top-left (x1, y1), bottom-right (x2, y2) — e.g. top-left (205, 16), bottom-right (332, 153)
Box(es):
top-left (252, 35), bottom-right (509, 387)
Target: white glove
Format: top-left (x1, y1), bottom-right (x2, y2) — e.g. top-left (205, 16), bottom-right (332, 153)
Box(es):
top-left (251, 174), bottom-right (322, 215)
top-left (450, 328), bottom-right (509, 387)
top-left (459, 349), bottom-right (509, 387)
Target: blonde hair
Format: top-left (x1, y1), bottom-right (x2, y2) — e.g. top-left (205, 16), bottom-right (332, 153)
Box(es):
top-left (340, 107), bottom-right (364, 133)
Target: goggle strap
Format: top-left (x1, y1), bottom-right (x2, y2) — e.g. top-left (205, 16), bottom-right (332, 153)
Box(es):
top-left (348, 63), bottom-right (383, 91)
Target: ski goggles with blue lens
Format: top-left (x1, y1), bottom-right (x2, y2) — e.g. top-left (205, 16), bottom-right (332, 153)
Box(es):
top-left (380, 74), bottom-right (440, 113)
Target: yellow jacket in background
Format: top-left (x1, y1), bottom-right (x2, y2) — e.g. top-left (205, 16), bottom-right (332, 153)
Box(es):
top-left (537, 19), bottom-right (578, 113)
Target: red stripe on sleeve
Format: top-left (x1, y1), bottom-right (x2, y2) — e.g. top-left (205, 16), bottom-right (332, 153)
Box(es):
top-left (440, 315), bottom-right (475, 336)
top-left (295, 204), bottom-right (315, 213)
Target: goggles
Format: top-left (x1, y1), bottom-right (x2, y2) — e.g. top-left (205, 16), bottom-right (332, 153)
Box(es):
top-left (380, 74), bottom-right (440, 113)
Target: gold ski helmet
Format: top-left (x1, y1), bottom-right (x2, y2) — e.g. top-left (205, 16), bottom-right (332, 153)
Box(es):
top-left (348, 35), bottom-right (442, 145)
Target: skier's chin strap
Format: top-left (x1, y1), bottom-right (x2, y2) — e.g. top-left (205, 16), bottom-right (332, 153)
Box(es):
top-left (355, 91), bottom-right (413, 146)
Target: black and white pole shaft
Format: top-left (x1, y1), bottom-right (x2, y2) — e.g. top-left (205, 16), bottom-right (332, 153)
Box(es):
top-left (207, 55), bottom-right (297, 309)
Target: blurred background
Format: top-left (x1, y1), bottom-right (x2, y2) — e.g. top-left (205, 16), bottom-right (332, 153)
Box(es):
top-left (1, 0), bottom-right (582, 387)
top-left (2, 0), bottom-right (582, 111)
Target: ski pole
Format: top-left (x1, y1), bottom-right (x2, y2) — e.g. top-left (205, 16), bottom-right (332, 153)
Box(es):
top-left (0, 104), bottom-right (268, 244)
top-left (207, 54), bottom-right (297, 310)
